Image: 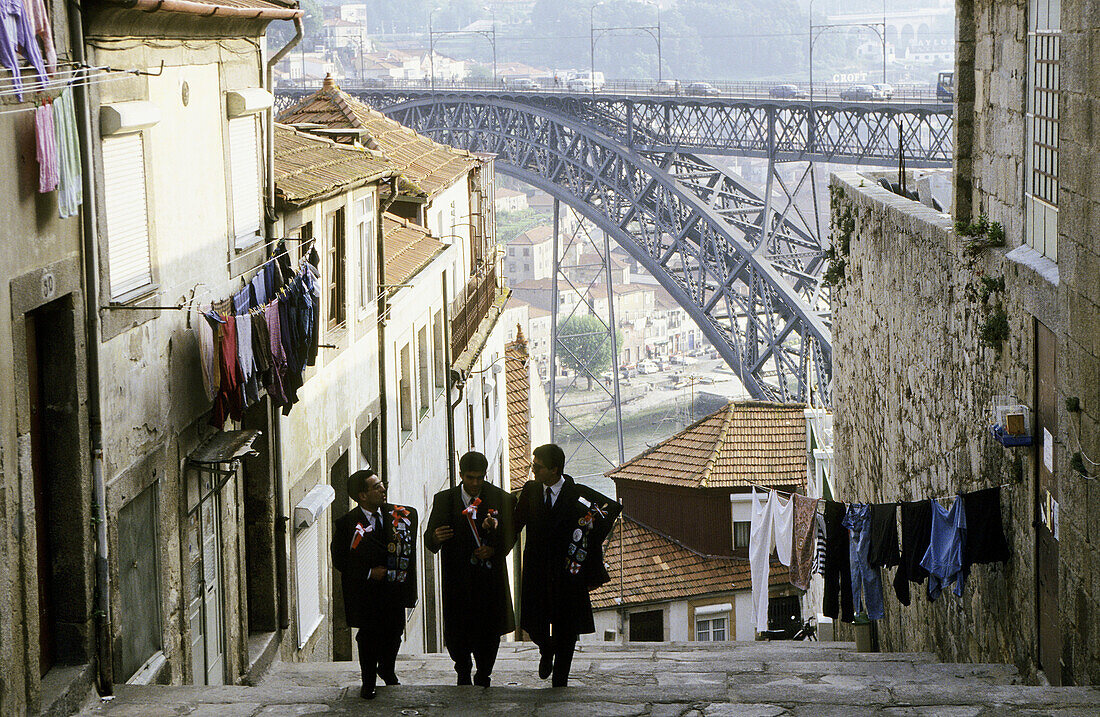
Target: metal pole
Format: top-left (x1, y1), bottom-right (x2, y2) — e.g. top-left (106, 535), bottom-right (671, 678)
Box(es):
top-left (492, 26), bottom-right (497, 85)
top-left (429, 10), bottom-right (436, 92)
top-left (550, 198), bottom-right (561, 443)
top-left (657, 6), bottom-right (662, 84)
top-left (602, 228), bottom-right (625, 465)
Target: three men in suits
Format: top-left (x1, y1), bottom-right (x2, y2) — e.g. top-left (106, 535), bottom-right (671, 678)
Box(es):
top-left (514, 443), bottom-right (622, 686)
top-left (425, 451), bottom-right (516, 686)
top-left (330, 470), bottom-right (418, 699)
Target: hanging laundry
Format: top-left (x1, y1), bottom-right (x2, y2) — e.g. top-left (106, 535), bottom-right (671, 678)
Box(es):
top-left (789, 493), bottom-right (818, 591)
top-left (749, 488), bottom-right (794, 632)
top-left (811, 512), bottom-right (827, 577)
top-left (265, 298), bottom-right (288, 407)
top-left (920, 497), bottom-right (968, 601)
top-left (235, 307), bottom-right (260, 407)
top-left (52, 86), bottom-right (82, 218)
top-left (961, 486), bottom-right (1010, 570)
top-left (305, 247), bottom-right (321, 365)
top-left (868, 502), bottom-right (900, 569)
top-left (250, 311), bottom-right (272, 393)
top-left (844, 503), bottom-right (885, 620)
top-left (210, 313), bottom-right (243, 428)
top-left (893, 499), bottom-right (933, 606)
top-left (20, 0), bottom-right (54, 72)
top-left (195, 307), bottom-right (222, 401)
top-left (0, 0), bottom-right (47, 100)
top-left (35, 100), bottom-right (58, 193)
top-left (822, 500), bottom-right (854, 623)
top-left (249, 270), bottom-right (267, 308)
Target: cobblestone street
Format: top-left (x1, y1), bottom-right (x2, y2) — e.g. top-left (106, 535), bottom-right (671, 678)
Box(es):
top-left (81, 642), bottom-right (1100, 716)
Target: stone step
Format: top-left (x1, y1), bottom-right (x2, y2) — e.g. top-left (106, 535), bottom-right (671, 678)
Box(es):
top-left (84, 642), bottom-right (1100, 717)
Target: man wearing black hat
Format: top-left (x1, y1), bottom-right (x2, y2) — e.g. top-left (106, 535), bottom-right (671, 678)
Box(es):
top-left (331, 470), bottom-right (418, 699)
top-left (514, 443), bottom-right (621, 687)
top-left (425, 451), bottom-right (516, 686)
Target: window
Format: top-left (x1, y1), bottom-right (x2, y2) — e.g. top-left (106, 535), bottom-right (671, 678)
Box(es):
top-left (733, 521), bottom-right (750, 550)
top-left (1025, 0), bottom-right (1060, 261)
top-left (433, 311), bottom-right (446, 392)
top-left (228, 116), bottom-right (261, 248)
top-left (628, 610), bottom-right (663, 642)
top-left (102, 133), bottom-right (153, 299)
top-left (356, 196), bottom-right (377, 309)
top-left (399, 344), bottom-right (413, 441)
top-left (327, 208), bottom-right (346, 328)
top-left (523, 247), bottom-right (530, 256)
top-left (418, 326), bottom-right (430, 418)
top-left (695, 616), bottom-right (728, 641)
top-left (296, 221), bottom-right (313, 263)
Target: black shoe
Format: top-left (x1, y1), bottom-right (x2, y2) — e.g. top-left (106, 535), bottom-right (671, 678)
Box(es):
top-left (538, 653), bottom-right (553, 680)
top-left (360, 684), bottom-right (376, 699)
top-left (379, 671), bottom-right (400, 686)
top-left (551, 679), bottom-right (568, 687)
top-left (457, 672), bottom-right (472, 685)
top-left (473, 672), bottom-right (491, 687)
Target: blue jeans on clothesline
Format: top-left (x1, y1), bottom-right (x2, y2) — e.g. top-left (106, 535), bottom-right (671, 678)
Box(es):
top-left (844, 503), bottom-right (885, 621)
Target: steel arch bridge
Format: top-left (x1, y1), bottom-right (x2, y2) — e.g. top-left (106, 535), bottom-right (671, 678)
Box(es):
top-left (275, 89), bottom-right (953, 406)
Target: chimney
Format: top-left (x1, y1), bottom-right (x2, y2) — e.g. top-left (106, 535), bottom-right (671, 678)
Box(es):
top-left (322, 73), bottom-right (337, 91)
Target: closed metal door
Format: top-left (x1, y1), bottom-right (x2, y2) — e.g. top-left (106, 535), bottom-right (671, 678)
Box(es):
top-left (1034, 320), bottom-right (1060, 684)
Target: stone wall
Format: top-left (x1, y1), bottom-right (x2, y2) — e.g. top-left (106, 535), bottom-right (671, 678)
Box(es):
top-left (830, 172), bottom-right (1041, 677)
top-left (831, 0), bottom-right (1099, 686)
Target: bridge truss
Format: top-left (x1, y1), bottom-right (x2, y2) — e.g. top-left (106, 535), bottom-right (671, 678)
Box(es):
top-left (275, 89), bottom-right (952, 407)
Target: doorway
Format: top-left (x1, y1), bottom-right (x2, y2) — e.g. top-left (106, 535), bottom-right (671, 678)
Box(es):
top-left (25, 296), bottom-right (85, 675)
top-left (186, 464), bottom-right (230, 685)
top-left (1034, 320), bottom-right (1060, 684)
top-left (330, 452), bottom-right (351, 661)
top-left (241, 398), bottom-right (277, 636)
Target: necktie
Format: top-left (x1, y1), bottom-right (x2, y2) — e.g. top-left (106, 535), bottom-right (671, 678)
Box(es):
top-left (544, 487), bottom-right (553, 510)
top-left (373, 511), bottom-right (382, 532)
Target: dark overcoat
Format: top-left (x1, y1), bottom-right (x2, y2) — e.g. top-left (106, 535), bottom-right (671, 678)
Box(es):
top-left (424, 483), bottom-right (517, 640)
top-left (330, 503), bottom-right (419, 632)
top-left (514, 475), bottom-right (621, 637)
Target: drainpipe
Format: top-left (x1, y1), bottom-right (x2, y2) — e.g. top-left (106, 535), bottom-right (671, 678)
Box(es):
top-left (265, 17), bottom-right (303, 631)
top-left (68, 0), bottom-right (113, 695)
top-left (443, 271), bottom-right (463, 491)
top-left (265, 17), bottom-right (303, 236)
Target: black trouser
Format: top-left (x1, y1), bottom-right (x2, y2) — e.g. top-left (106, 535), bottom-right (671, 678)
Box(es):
top-left (356, 627), bottom-right (401, 688)
top-left (822, 500), bottom-right (855, 623)
top-left (446, 631), bottom-right (501, 681)
top-left (527, 623), bottom-right (577, 686)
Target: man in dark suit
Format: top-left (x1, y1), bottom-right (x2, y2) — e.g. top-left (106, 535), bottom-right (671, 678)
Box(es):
top-left (424, 451), bottom-right (516, 686)
top-left (331, 470), bottom-right (418, 699)
top-left (514, 443), bottom-right (621, 687)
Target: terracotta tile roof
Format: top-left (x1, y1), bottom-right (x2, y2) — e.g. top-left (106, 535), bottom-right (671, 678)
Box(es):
top-left (511, 226), bottom-right (553, 244)
top-left (277, 75), bottom-right (478, 199)
top-left (605, 401), bottom-right (807, 492)
top-left (591, 517), bottom-right (790, 610)
top-left (100, 0), bottom-right (300, 19)
top-left (382, 213), bottom-right (445, 290)
top-left (505, 332), bottom-right (531, 492)
top-left (274, 124), bottom-right (394, 209)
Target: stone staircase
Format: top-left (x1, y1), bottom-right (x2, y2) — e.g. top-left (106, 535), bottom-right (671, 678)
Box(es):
top-left (82, 642), bottom-right (1100, 716)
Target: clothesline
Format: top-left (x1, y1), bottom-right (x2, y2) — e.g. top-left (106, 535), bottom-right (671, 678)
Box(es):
top-left (0, 70), bottom-right (149, 116)
top-left (749, 482), bottom-right (1013, 504)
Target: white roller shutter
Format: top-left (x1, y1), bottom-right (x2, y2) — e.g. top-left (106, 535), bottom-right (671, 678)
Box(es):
top-left (294, 520), bottom-right (324, 648)
top-left (102, 134), bottom-right (152, 298)
top-left (229, 116), bottom-right (261, 246)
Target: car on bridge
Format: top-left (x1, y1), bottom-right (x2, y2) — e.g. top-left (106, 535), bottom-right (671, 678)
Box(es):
top-left (685, 81), bottom-right (720, 96)
top-left (769, 84), bottom-right (807, 99)
top-left (839, 84), bottom-right (877, 101)
top-left (510, 78), bottom-right (540, 90)
top-left (651, 79), bottom-right (681, 94)
top-left (872, 83), bottom-right (895, 100)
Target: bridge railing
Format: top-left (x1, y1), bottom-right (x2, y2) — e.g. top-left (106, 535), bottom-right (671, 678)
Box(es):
top-left (280, 77), bottom-right (945, 103)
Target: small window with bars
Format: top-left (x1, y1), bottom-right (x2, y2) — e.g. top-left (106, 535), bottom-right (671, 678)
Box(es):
top-left (327, 208), bottom-right (347, 329)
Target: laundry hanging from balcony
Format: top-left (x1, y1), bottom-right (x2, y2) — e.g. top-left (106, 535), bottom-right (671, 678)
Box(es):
top-left (196, 240), bottom-right (321, 429)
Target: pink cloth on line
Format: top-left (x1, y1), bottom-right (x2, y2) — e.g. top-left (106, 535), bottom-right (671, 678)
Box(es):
top-left (21, 0), bottom-right (54, 71)
top-left (35, 101), bottom-right (58, 193)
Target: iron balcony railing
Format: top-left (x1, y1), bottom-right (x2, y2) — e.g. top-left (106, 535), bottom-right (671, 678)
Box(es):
top-left (451, 261), bottom-right (499, 360)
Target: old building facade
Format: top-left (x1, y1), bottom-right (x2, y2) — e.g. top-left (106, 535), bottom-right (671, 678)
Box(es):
top-left (831, 0), bottom-right (1099, 685)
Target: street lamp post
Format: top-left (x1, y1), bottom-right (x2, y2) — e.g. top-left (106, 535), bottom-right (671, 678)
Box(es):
top-left (429, 6), bottom-right (442, 91)
top-left (642, 0), bottom-right (662, 83)
top-left (483, 4), bottom-right (497, 85)
top-left (589, 1), bottom-right (605, 94)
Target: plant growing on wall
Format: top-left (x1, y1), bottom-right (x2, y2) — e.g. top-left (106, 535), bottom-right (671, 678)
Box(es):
top-left (956, 214), bottom-right (1005, 255)
top-left (825, 186), bottom-right (855, 287)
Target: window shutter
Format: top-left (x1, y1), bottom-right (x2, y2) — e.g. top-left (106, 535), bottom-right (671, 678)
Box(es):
top-left (229, 116), bottom-right (261, 245)
top-left (102, 134), bottom-right (152, 298)
top-left (294, 520), bottom-right (323, 648)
